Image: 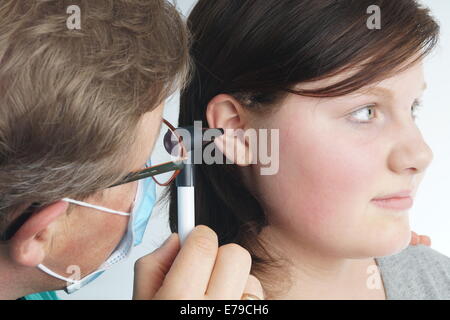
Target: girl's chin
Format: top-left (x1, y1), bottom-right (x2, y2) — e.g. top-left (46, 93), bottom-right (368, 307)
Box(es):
top-left (369, 234), bottom-right (413, 258)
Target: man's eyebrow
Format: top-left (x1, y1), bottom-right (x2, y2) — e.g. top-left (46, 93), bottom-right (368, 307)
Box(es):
top-left (357, 82), bottom-right (427, 98)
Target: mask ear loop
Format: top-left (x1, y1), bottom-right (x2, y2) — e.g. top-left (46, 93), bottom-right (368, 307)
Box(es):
top-left (62, 198), bottom-right (130, 216)
top-left (62, 174), bottom-right (144, 216)
top-left (36, 264), bottom-right (80, 284)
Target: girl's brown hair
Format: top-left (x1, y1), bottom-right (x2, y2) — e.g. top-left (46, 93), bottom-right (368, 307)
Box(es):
top-left (168, 0), bottom-right (439, 296)
top-left (0, 0), bottom-right (190, 235)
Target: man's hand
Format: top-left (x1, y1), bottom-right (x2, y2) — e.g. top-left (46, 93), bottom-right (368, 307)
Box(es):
top-left (133, 225), bottom-right (264, 300)
top-left (410, 231), bottom-right (431, 246)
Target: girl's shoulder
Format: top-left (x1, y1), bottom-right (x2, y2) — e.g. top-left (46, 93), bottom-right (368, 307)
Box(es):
top-left (375, 244), bottom-right (450, 299)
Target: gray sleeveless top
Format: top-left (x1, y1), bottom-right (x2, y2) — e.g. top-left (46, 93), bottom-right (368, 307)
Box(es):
top-left (375, 244), bottom-right (450, 299)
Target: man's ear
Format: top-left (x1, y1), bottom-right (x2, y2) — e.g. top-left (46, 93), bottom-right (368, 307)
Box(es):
top-left (8, 200), bottom-right (68, 267)
top-left (206, 94), bottom-right (254, 166)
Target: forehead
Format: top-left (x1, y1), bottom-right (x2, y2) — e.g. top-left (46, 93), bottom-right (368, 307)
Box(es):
top-left (293, 54), bottom-right (424, 94)
top-left (292, 61), bottom-right (425, 105)
top-left (356, 62), bottom-right (425, 101)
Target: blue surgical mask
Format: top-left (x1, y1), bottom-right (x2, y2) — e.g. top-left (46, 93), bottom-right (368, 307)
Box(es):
top-left (37, 175), bottom-right (156, 294)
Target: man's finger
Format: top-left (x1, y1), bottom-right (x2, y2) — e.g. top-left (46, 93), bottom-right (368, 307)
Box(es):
top-left (205, 243), bottom-right (252, 299)
top-left (241, 274), bottom-right (265, 300)
top-left (158, 225), bottom-right (219, 299)
top-left (419, 235), bottom-right (432, 246)
top-left (410, 231), bottom-right (418, 245)
top-left (133, 233), bottom-right (180, 300)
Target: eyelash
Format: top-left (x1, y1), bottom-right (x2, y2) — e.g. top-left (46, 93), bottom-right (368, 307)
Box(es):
top-left (348, 99), bottom-right (423, 124)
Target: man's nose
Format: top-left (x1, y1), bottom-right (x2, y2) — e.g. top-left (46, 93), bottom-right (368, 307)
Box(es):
top-left (387, 120), bottom-right (434, 175)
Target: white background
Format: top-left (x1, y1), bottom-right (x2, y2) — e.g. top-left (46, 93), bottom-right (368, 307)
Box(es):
top-left (58, 0), bottom-right (450, 299)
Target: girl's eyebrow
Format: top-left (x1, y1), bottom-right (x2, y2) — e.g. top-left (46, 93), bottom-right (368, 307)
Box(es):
top-left (359, 82), bottom-right (427, 99)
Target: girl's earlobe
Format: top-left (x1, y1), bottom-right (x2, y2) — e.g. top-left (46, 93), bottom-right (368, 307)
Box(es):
top-left (213, 130), bottom-right (253, 166)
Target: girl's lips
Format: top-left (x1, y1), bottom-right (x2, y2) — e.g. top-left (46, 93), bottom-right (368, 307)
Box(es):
top-left (372, 190), bottom-right (412, 200)
top-left (371, 197), bottom-right (414, 210)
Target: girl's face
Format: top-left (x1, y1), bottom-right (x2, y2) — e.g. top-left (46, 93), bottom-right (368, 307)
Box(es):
top-left (250, 61), bottom-right (433, 258)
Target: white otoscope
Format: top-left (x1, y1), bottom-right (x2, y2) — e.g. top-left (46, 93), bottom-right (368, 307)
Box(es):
top-left (176, 151), bottom-right (195, 244)
top-left (174, 125), bottom-right (223, 244)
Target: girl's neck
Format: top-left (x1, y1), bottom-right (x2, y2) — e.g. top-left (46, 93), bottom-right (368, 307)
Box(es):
top-left (256, 226), bottom-right (386, 300)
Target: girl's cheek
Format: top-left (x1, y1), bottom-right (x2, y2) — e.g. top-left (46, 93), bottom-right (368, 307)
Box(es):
top-left (269, 127), bottom-right (380, 230)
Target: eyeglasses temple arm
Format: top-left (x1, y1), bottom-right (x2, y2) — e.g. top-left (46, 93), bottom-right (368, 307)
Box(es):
top-left (109, 161), bottom-right (185, 188)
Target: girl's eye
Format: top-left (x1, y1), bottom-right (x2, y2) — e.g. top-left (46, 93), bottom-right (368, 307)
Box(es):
top-left (348, 99), bottom-right (423, 124)
top-left (348, 105), bottom-right (376, 123)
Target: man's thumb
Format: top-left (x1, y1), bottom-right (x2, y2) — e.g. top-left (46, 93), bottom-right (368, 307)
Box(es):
top-left (133, 233), bottom-right (180, 300)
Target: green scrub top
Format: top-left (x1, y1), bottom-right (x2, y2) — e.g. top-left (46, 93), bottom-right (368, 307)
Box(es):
top-left (18, 291), bottom-right (59, 300)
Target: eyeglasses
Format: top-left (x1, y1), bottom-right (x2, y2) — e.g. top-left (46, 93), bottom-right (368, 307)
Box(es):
top-left (108, 118), bottom-right (187, 188)
top-left (0, 119), bottom-right (186, 241)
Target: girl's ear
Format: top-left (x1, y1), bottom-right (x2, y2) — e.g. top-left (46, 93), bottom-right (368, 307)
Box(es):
top-left (206, 94), bottom-right (254, 166)
top-left (206, 94), bottom-right (245, 130)
top-left (8, 201), bottom-right (68, 267)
